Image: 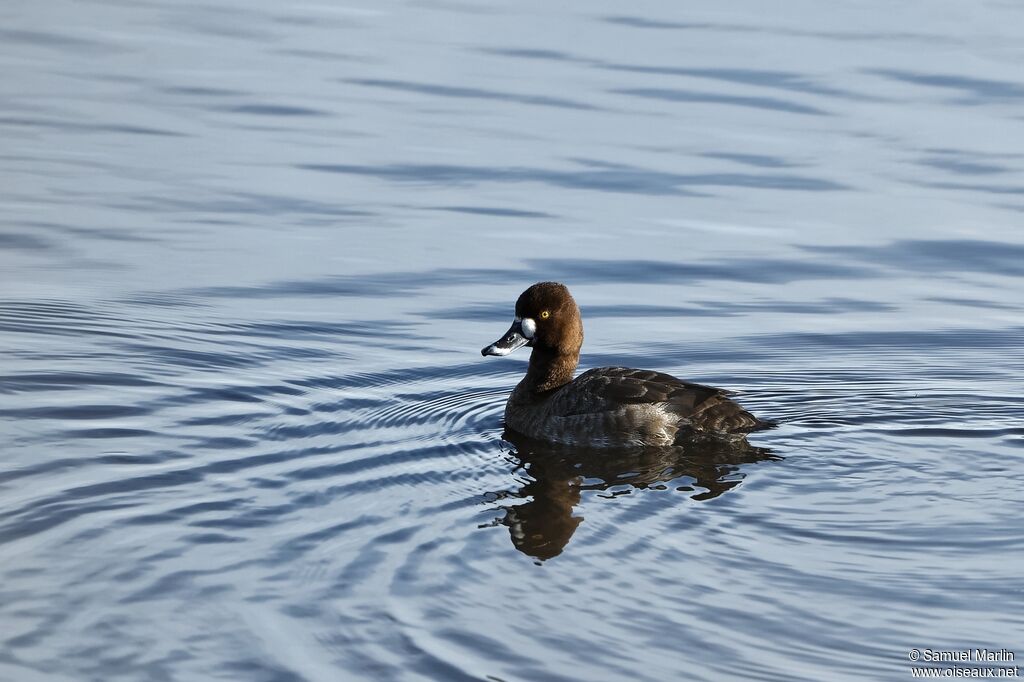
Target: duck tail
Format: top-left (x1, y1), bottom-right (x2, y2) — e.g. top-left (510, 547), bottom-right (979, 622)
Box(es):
top-left (747, 417), bottom-right (778, 433)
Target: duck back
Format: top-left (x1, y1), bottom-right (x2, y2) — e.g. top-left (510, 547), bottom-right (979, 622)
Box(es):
top-left (506, 366), bottom-right (766, 447)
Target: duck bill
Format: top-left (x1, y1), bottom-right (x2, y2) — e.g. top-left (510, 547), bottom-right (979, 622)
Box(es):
top-left (481, 320), bottom-right (530, 357)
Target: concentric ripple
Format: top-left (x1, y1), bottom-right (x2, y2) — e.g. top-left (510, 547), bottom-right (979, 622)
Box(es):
top-left (6, 283), bottom-right (1022, 682)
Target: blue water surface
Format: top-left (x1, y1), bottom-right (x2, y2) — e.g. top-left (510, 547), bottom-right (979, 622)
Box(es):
top-left (2, 1), bottom-right (1023, 680)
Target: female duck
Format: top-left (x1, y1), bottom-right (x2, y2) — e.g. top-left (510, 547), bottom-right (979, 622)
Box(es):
top-left (481, 282), bottom-right (770, 447)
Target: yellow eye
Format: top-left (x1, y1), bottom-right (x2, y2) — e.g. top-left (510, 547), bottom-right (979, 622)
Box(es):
top-left (540, 310), bottom-right (550, 319)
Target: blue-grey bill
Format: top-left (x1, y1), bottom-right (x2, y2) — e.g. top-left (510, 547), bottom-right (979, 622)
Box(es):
top-left (481, 322), bottom-right (529, 357)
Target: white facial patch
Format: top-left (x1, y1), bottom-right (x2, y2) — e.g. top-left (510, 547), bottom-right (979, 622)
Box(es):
top-left (520, 317), bottom-right (536, 339)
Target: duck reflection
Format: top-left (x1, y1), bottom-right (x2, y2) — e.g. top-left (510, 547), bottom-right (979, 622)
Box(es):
top-left (490, 429), bottom-right (780, 561)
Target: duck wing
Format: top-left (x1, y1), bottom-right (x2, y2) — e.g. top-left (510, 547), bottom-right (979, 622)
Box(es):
top-left (556, 366), bottom-right (763, 436)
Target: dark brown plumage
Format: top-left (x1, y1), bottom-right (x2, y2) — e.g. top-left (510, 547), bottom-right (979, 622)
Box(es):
top-left (481, 282), bottom-right (770, 447)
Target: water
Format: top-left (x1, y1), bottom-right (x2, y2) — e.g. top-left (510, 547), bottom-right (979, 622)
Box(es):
top-left (2, 1), bottom-right (1023, 680)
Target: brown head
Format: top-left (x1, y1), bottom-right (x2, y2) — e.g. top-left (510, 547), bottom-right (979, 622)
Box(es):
top-left (481, 282), bottom-right (583, 360)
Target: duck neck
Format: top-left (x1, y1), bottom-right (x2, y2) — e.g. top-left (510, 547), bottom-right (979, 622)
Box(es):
top-left (523, 345), bottom-right (577, 394)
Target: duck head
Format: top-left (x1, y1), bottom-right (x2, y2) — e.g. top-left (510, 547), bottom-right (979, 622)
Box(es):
top-left (481, 282), bottom-right (583, 358)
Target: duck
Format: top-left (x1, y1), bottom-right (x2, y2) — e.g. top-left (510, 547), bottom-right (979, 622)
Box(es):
top-left (481, 282), bottom-right (771, 447)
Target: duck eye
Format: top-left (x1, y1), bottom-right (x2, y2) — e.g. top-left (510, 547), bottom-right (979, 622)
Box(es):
top-left (540, 310), bottom-right (550, 319)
